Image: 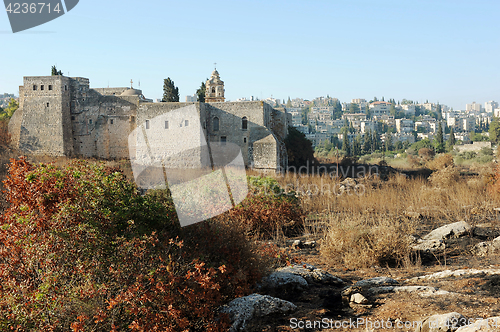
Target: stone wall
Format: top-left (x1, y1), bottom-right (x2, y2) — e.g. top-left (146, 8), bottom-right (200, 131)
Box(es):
top-left (454, 141), bottom-right (492, 153)
top-left (14, 76), bottom-right (73, 156)
top-left (10, 76), bottom-right (288, 171)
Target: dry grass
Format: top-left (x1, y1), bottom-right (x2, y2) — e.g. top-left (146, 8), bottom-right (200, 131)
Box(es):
top-left (319, 213), bottom-right (417, 268)
top-left (254, 163), bottom-right (499, 269)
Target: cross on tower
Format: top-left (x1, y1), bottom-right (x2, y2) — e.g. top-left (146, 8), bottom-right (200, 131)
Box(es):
top-left (214, 62), bottom-right (217, 69)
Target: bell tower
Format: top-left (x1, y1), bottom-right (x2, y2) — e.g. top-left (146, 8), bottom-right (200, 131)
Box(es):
top-left (205, 64), bottom-right (225, 102)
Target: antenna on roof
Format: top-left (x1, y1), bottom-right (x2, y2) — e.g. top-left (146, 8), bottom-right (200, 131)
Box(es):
top-left (130, 79), bottom-right (133, 89)
top-left (138, 80), bottom-right (140, 87)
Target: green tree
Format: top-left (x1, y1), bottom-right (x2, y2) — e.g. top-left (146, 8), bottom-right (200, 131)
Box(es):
top-left (0, 98), bottom-right (19, 120)
top-left (349, 103), bottom-right (360, 113)
top-left (196, 80), bottom-right (207, 102)
top-left (436, 103), bottom-right (442, 120)
top-left (162, 78), bottom-right (179, 102)
top-left (353, 134), bottom-right (362, 156)
top-left (362, 130), bottom-right (372, 154)
top-left (447, 127), bottom-right (456, 151)
top-left (489, 118), bottom-right (500, 144)
top-left (341, 128), bottom-right (351, 156)
top-left (434, 122), bottom-right (445, 153)
top-left (285, 126), bottom-right (316, 168)
top-left (385, 133), bottom-right (393, 151)
top-left (332, 100), bottom-right (342, 119)
top-left (286, 97), bottom-right (292, 108)
top-left (51, 65), bottom-right (63, 76)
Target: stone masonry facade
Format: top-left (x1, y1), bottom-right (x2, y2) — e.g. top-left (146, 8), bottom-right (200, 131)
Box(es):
top-left (9, 74), bottom-right (290, 171)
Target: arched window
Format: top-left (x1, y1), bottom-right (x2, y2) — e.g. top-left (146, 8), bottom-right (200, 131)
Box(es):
top-left (213, 117), bottom-right (219, 131)
top-left (212, 87), bottom-right (215, 94)
top-left (242, 116), bottom-right (248, 130)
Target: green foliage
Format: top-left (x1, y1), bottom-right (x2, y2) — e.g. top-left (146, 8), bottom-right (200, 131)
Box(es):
top-left (447, 127), bottom-right (456, 151)
top-left (489, 118), bottom-right (500, 144)
top-left (285, 126), bottom-right (316, 168)
top-left (0, 98), bottom-right (18, 120)
top-left (470, 131), bottom-right (489, 142)
top-left (196, 80), bottom-right (207, 102)
top-left (162, 77), bottom-right (179, 102)
top-left (349, 103), bottom-right (360, 113)
top-left (51, 65), bottom-right (63, 76)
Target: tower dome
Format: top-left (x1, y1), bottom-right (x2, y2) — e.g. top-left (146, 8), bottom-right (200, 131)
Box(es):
top-left (205, 66), bottom-right (225, 102)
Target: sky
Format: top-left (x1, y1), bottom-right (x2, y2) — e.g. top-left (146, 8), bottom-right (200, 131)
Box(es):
top-left (0, 0), bottom-right (499, 110)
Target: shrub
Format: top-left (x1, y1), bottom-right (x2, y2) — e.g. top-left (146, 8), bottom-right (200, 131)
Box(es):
top-left (418, 148), bottom-right (435, 161)
top-left (428, 165), bottom-right (460, 187)
top-left (218, 176), bottom-right (305, 239)
top-left (426, 153), bottom-right (454, 170)
top-left (0, 158), bottom-right (267, 331)
top-left (460, 151), bottom-right (477, 160)
top-left (320, 214), bottom-right (415, 268)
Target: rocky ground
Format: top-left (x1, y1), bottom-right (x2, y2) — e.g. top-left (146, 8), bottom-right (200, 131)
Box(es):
top-left (222, 217), bottom-right (500, 332)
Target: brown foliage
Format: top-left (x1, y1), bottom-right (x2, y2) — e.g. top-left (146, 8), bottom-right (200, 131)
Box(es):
top-left (0, 158), bottom-right (271, 331)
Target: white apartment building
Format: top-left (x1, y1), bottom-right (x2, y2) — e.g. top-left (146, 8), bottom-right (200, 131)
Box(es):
top-left (400, 104), bottom-right (416, 116)
top-left (342, 113), bottom-right (367, 122)
top-left (369, 101), bottom-right (392, 116)
top-left (466, 102), bottom-right (482, 113)
top-left (288, 109), bottom-right (303, 127)
top-left (485, 101), bottom-right (499, 114)
top-left (461, 117), bottom-right (476, 132)
top-left (360, 121), bottom-right (376, 134)
top-left (395, 119), bottom-right (415, 133)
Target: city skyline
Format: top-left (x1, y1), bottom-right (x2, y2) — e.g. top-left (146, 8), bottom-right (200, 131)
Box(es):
top-left (1, 0), bottom-right (499, 110)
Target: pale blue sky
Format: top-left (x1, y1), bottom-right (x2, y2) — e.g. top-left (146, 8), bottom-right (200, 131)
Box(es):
top-left (1, 0), bottom-right (499, 110)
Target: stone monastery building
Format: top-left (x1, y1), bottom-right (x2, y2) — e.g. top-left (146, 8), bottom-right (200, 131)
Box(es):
top-left (9, 69), bottom-right (290, 170)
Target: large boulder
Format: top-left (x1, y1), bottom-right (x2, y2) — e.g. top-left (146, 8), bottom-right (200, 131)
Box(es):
top-left (257, 271), bottom-right (308, 299)
top-left (277, 263), bottom-right (344, 285)
top-left (220, 294), bottom-right (297, 332)
top-left (473, 236), bottom-right (500, 256)
top-left (422, 221), bottom-right (472, 241)
top-left (354, 276), bottom-right (399, 287)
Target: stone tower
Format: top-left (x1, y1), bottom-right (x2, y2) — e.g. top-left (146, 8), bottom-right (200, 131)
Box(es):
top-left (205, 68), bottom-right (225, 102)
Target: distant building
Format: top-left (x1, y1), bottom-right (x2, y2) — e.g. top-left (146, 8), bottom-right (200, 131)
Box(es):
top-left (369, 101), bottom-right (392, 117)
top-left (466, 101), bottom-right (482, 113)
top-left (485, 101), bottom-right (499, 114)
top-left (185, 94), bottom-right (197, 102)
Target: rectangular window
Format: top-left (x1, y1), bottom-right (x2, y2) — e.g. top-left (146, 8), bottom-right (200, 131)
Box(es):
top-left (110, 119), bottom-right (114, 124)
top-left (89, 119), bottom-right (92, 124)
top-left (165, 120), bottom-right (169, 129)
top-left (244, 137), bottom-right (247, 143)
top-left (65, 85), bottom-right (68, 91)
top-left (221, 136), bottom-right (227, 145)
top-left (46, 103), bottom-right (49, 107)
top-left (33, 85), bottom-right (37, 90)
top-left (40, 85), bottom-right (44, 91)
top-left (71, 116), bottom-right (75, 120)
top-left (185, 119), bottom-right (189, 127)
top-left (48, 85), bottom-right (53, 90)
top-left (146, 120), bottom-right (150, 129)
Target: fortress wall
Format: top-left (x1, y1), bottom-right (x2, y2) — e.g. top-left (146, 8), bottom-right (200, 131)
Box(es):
top-left (94, 87), bottom-right (129, 96)
top-left (205, 101), bottom-right (270, 166)
top-left (253, 135), bottom-right (278, 170)
top-left (72, 91), bottom-right (138, 159)
top-left (17, 76), bottom-right (72, 156)
top-left (135, 102), bottom-right (208, 168)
